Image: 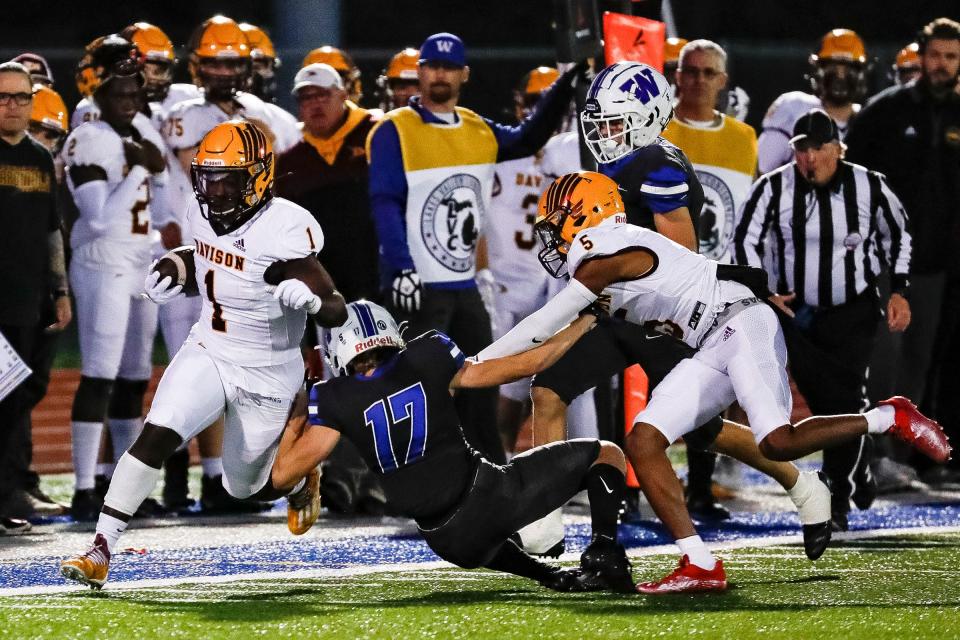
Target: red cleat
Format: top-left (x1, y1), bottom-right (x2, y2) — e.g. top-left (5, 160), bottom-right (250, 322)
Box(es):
top-left (880, 396), bottom-right (952, 464)
top-left (636, 555), bottom-right (727, 594)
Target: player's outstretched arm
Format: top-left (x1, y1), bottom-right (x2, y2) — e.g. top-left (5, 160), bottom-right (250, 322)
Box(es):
top-left (271, 390), bottom-right (341, 491)
top-left (452, 315), bottom-right (596, 390)
top-left (654, 207), bottom-right (697, 251)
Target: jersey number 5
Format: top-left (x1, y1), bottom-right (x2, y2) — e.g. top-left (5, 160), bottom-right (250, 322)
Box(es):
top-left (363, 382), bottom-right (428, 473)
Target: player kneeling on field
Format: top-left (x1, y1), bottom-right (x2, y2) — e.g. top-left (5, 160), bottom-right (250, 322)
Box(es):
top-left (59, 120), bottom-right (347, 590)
top-left (273, 301), bottom-right (635, 593)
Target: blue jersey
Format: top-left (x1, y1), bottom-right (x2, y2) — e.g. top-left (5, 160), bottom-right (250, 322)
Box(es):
top-left (600, 137), bottom-right (705, 235)
top-left (308, 331), bottom-right (474, 520)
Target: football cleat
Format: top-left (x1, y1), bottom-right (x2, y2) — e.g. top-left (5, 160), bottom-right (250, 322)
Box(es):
top-left (790, 471), bottom-right (833, 560)
top-left (288, 468), bottom-right (321, 536)
top-left (60, 533), bottom-right (111, 590)
top-left (579, 538), bottom-right (635, 593)
top-left (516, 508), bottom-right (565, 558)
top-left (539, 567), bottom-right (597, 592)
top-left (637, 555), bottom-right (727, 594)
top-left (879, 397), bottom-right (952, 464)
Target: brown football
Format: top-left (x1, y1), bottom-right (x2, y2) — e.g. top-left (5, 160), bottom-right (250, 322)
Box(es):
top-left (263, 255), bottom-right (327, 295)
top-left (152, 246), bottom-right (199, 296)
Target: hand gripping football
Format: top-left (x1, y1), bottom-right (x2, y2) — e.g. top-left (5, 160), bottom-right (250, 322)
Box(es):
top-left (152, 246), bottom-right (199, 296)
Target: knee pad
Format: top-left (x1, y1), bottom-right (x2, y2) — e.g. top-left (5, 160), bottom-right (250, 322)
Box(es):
top-left (71, 376), bottom-right (114, 422)
top-left (127, 423), bottom-right (184, 469)
top-left (108, 378), bottom-right (149, 419)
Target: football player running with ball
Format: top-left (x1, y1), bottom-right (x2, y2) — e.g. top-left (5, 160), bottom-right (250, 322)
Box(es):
top-left (60, 120), bottom-right (347, 590)
top-left (272, 301), bottom-right (635, 593)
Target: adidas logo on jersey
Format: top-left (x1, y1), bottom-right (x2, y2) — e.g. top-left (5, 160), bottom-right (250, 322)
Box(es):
top-left (722, 326), bottom-right (736, 341)
top-left (233, 238), bottom-right (246, 252)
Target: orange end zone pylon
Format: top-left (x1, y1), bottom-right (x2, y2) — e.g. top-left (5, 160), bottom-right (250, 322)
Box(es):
top-left (623, 364), bottom-right (649, 488)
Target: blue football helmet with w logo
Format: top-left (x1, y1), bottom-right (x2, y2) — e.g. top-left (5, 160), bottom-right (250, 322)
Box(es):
top-left (581, 62), bottom-right (674, 164)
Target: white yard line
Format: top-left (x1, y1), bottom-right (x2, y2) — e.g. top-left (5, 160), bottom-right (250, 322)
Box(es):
top-left (1, 524), bottom-right (957, 598)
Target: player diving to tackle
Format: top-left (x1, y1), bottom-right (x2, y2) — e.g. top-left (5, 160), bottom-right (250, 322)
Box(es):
top-left (272, 301), bottom-right (635, 593)
top-left (59, 120), bottom-right (347, 589)
top-left (479, 170), bottom-right (952, 594)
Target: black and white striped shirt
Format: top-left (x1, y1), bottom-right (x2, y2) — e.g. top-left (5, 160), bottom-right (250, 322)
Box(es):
top-left (733, 161), bottom-right (911, 308)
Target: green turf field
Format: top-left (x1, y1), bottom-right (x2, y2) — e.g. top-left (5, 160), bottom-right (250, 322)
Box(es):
top-left (2, 532), bottom-right (956, 640)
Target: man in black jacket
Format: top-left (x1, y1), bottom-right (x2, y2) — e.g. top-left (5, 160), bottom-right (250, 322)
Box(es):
top-left (845, 17), bottom-right (960, 486)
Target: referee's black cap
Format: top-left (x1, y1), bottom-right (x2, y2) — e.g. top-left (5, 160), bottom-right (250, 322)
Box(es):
top-left (790, 108), bottom-right (840, 146)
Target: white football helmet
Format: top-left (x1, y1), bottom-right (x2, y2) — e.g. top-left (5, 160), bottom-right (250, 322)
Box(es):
top-left (322, 301), bottom-right (405, 376)
top-left (580, 62), bottom-right (674, 164)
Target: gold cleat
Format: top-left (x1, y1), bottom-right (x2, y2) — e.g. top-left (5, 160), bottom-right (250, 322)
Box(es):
top-left (287, 468), bottom-right (321, 535)
top-left (60, 533), bottom-right (110, 590)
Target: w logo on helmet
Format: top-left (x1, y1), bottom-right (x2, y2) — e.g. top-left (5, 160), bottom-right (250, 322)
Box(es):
top-left (436, 40), bottom-right (454, 53)
top-left (617, 68), bottom-right (661, 104)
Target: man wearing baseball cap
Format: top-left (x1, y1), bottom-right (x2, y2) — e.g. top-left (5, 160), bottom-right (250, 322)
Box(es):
top-left (734, 107), bottom-right (913, 530)
top-left (366, 32), bottom-right (587, 464)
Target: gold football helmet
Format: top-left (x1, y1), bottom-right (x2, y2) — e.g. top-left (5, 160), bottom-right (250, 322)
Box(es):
top-left (303, 46), bottom-right (362, 102)
top-left (188, 15), bottom-right (251, 100)
top-left (120, 22), bottom-right (175, 102)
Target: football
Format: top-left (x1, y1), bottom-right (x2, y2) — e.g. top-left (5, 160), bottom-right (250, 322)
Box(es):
top-left (263, 254), bottom-right (327, 295)
top-left (152, 246), bottom-right (199, 296)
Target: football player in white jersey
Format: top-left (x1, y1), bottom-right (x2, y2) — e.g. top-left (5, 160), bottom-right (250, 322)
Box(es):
top-left (60, 120), bottom-right (347, 589)
top-left (239, 22), bottom-right (301, 149)
top-left (63, 35), bottom-right (170, 520)
top-left (479, 171), bottom-right (952, 594)
top-left (758, 29), bottom-right (867, 173)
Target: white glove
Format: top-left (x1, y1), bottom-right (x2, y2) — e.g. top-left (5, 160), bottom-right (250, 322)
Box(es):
top-left (475, 268), bottom-right (502, 338)
top-left (143, 268), bottom-right (183, 305)
top-left (391, 269), bottom-right (422, 314)
top-left (274, 278), bottom-right (322, 314)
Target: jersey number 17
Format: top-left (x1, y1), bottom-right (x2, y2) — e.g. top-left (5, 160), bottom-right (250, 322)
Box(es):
top-left (363, 382), bottom-right (428, 473)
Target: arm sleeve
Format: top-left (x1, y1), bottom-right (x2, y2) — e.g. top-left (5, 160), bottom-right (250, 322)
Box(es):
top-left (367, 120), bottom-right (415, 275)
top-left (874, 174), bottom-right (912, 287)
top-left (488, 67), bottom-right (578, 163)
top-left (474, 278), bottom-right (597, 361)
top-left (732, 176), bottom-right (774, 269)
top-left (71, 165), bottom-right (150, 235)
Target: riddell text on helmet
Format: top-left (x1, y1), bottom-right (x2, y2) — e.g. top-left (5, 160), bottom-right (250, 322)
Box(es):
top-left (355, 336), bottom-right (400, 352)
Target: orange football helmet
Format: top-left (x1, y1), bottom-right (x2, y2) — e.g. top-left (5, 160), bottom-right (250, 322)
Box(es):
top-left (535, 171), bottom-right (626, 277)
top-left (188, 15), bottom-right (251, 100)
top-left (303, 46), bottom-right (362, 102)
top-left (808, 29), bottom-right (868, 103)
top-left (377, 47), bottom-right (419, 110)
top-left (28, 85), bottom-right (68, 152)
top-left (239, 22), bottom-right (280, 102)
top-left (120, 22), bottom-right (175, 102)
top-left (74, 35), bottom-right (143, 99)
top-left (192, 120), bottom-right (275, 234)
top-left (514, 66), bottom-right (559, 120)
top-left (664, 37), bottom-right (689, 66)
top-left (894, 43), bottom-right (921, 85)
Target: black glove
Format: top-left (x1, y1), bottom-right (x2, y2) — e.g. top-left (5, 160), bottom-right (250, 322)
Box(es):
top-left (391, 269), bottom-right (422, 314)
top-left (579, 300), bottom-right (609, 321)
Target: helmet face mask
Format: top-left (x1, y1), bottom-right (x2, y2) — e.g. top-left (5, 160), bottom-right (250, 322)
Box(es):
top-left (198, 57), bottom-right (250, 101)
top-left (322, 302), bottom-right (405, 377)
top-left (535, 208), bottom-right (573, 278)
top-left (580, 62), bottom-right (674, 164)
top-left (142, 60), bottom-right (173, 102)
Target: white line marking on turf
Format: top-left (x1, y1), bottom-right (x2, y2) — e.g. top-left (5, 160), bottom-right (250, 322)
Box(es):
top-left (2, 524), bottom-right (958, 598)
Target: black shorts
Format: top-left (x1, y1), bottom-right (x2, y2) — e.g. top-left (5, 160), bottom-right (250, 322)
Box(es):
top-left (418, 439), bottom-right (600, 569)
top-left (532, 318), bottom-right (722, 450)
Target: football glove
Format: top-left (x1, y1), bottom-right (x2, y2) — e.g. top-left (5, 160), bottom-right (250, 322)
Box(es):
top-left (274, 279), bottom-right (322, 314)
top-left (143, 268), bottom-right (183, 305)
top-left (391, 269), bottom-right (422, 314)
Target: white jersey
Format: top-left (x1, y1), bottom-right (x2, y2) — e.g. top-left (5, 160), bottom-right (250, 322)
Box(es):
top-left (71, 97), bottom-right (99, 130)
top-left (186, 196), bottom-right (324, 367)
top-left (758, 91), bottom-right (858, 173)
top-left (487, 154), bottom-right (555, 314)
top-left (567, 223), bottom-right (736, 349)
top-left (540, 131), bottom-right (584, 178)
top-left (163, 92), bottom-right (293, 153)
top-left (71, 84), bottom-right (202, 132)
top-left (64, 113), bottom-right (168, 268)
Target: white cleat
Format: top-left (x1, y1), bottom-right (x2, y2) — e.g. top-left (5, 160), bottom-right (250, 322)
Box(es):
top-left (516, 508), bottom-right (565, 557)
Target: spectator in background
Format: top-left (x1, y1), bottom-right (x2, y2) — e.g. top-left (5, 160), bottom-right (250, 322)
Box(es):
top-left (11, 53), bottom-right (54, 89)
top-left (0, 62), bottom-right (71, 529)
top-left (275, 63), bottom-right (385, 515)
top-left (366, 32), bottom-right (582, 465)
top-left (846, 17), bottom-right (960, 488)
top-left (662, 39), bottom-right (758, 521)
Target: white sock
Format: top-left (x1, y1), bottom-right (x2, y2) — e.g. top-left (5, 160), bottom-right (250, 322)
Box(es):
top-left (95, 512), bottom-right (129, 554)
top-left (864, 405), bottom-right (896, 434)
top-left (108, 418), bottom-right (143, 461)
top-left (201, 457), bottom-right (223, 478)
top-left (676, 534), bottom-right (716, 570)
top-left (786, 470), bottom-right (814, 503)
top-left (103, 452), bottom-right (162, 517)
top-left (71, 421), bottom-right (104, 490)
top-left (96, 462), bottom-right (116, 479)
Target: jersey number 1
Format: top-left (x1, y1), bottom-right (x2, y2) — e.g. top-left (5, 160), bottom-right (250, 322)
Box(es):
top-left (363, 382), bottom-right (428, 473)
top-left (204, 270), bottom-right (227, 332)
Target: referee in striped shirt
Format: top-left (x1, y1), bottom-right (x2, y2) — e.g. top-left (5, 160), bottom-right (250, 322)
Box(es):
top-left (733, 108), bottom-right (912, 531)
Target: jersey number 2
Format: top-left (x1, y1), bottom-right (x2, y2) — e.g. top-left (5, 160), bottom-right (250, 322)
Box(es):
top-left (363, 382), bottom-right (428, 473)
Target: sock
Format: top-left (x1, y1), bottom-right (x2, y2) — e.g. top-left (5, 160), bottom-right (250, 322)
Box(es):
top-left (484, 538), bottom-right (556, 582)
top-left (676, 535), bottom-right (716, 570)
top-left (71, 421), bottom-right (104, 490)
top-left (108, 418), bottom-right (143, 462)
top-left (201, 457), bottom-right (223, 478)
top-left (584, 463), bottom-right (625, 542)
top-left (786, 470), bottom-right (814, 504)
top-left (95, 512), bottom-right (129, 554)
top-left (864, 405), bottom-right (896, 434)
top-left (102, 452), bottom-right (163, 518)
top-left (96, 462), bottom-right (116, 479)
